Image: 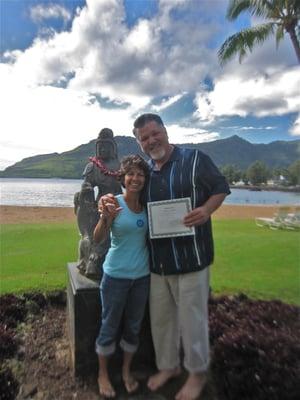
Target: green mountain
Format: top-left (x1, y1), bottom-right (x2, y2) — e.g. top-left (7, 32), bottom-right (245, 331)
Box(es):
top-left (1, 135), bottom-right (299, 179)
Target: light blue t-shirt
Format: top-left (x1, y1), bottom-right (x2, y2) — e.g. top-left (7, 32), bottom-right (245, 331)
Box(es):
top-left (103, 195), bottom-right (149, 279)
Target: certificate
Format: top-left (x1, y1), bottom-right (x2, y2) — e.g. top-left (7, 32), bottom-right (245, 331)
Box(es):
top-left (147, 198), bottom-right (195, 239)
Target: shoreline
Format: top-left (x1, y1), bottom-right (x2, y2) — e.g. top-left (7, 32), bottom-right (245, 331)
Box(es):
top-left (0, 204), bottom-right (284, 224)
top-left (230, 185), bottom-right (300, 193)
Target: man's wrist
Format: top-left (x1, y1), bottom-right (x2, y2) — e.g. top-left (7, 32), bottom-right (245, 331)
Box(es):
top-left (202, 204), bottom-right (211, 217)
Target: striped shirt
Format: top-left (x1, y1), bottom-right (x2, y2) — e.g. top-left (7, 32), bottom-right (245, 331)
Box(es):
top-left (147, 146), bottom-right (230, 275)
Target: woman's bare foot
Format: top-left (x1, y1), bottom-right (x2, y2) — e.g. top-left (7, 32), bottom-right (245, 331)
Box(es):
top-left (175, 372), bottom-right (207, 400)
top-left (122, 351), bottom-right (138, 393)
top-left (123, 374), bottom-right (139, 394)
top-left (147, 367), bottom-right (181, 391)
top-left (98, 375), bottom-right (116, 398)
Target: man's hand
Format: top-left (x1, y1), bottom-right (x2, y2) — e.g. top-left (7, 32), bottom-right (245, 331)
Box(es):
top-left (183, 206), bottom-right (210, 227)
top-left (183, 193), bottom-right (227, 227)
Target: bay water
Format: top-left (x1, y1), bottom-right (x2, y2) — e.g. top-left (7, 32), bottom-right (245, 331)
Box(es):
top-left (0, 178), bottom-right (299, 207)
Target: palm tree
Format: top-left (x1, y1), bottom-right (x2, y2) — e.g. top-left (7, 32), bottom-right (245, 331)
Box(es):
top-left (218, 0), bottom-right (300, 64)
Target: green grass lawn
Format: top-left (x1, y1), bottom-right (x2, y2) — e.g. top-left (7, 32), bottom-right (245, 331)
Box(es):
top-left (1, 220), bottom-right (299, 304)
top-left (212, 220), bottom-right (300, 305)
top-left (0, 222), bottom-right (78, 293)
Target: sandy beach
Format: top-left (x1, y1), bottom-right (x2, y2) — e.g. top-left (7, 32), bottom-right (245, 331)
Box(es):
top-left (0, 204), bottom-right (281, 224)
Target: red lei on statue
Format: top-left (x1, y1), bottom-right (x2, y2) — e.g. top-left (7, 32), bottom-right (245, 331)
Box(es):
top-left (89, 157), bottom-right (120, 177)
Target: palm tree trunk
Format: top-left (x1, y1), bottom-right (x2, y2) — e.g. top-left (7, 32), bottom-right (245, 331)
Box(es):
top-left (286, 25), bottom-right (300, 64)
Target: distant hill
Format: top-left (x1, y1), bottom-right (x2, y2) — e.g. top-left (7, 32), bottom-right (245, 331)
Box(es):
top-left (1, 135), bottom-right (299, 179)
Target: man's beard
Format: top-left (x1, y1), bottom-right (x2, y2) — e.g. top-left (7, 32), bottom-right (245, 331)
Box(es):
top-left (149, 147), bottom-right (166, 161)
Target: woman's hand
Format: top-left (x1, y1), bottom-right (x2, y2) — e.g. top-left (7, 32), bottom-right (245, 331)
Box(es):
top-left (94, 194), bottom-right (122, 243)
top-left (98, 194), bottom-right (122, 219)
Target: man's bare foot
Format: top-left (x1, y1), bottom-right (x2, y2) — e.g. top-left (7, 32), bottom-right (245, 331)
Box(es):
top-left (175, 373), bottom-right (207, 400)
top-left (147, 367), bottom-right (181, 391)
top-left (123, 374), bottom-right (139, 394)
top-left (98, 375), bottom-right (116, 398)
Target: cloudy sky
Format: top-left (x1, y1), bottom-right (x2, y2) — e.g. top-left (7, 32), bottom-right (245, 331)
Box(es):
top-left (1, 0), bottom-right (299, 170)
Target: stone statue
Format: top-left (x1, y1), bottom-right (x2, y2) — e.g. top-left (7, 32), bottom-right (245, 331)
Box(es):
top-left (74, 128), bottom-right (122, 279)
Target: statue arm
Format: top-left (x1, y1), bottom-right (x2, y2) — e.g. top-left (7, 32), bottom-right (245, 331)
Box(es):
top-left (74, 192), bottom-right (80, 215)
top-left (82, 163), bottom-right (95, 185)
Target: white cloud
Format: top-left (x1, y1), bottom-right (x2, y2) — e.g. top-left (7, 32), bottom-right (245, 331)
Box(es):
top-left (4, 0), bottom-right (219, 99)
top-left (152, 94), bottom-right (185, 112)
top-left (240, 126), bottom-right (275, 130)
top-left (0, 61), bottom-right (138, 169)
top-left (0, 0), bottom-right (224, 169)
top-left (124, 19), bottom-right (153, 54)
top-left (166, 124), bottom-right (220, 144)
top-left (194, 66), bottom-right (300, 122)
top-left (290, 115), bottom-right (300, 136)
top-left (30, 4), bottom-right (71, 23)
top-left (0, 53), bottom-right (219, 169)
top-left (193, 17), bottom-right (299, 125)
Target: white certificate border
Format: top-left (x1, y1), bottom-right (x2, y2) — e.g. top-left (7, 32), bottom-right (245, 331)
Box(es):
top-left (147, 197), bottom-right (195, 239)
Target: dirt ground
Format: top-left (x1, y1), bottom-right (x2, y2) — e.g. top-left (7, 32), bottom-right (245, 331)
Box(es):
top-left (14, 305), bottom-right (103, 400)
top-left (12, 304), bottom-right (216, 400)
top-left (0, 206), bottom-right (76, 225)
top-left (7, 294), bottom-right (299, 400)
top-left (0, 204), bottom-right (281, 224)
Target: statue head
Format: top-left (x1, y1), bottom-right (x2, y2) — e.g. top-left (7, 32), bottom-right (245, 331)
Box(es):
top-left (96, 128), bottom-right (118, 161)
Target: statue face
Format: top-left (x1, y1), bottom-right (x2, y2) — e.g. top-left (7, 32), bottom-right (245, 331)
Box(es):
top-left (96, 141), bottom-right (114, 160)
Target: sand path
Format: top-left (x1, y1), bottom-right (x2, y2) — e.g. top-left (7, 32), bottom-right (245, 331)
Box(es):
top-left (0, 204), bottom-right (281, 224)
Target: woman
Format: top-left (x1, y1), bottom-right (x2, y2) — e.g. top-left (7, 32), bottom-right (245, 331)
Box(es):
top-left (93, 155), bottom-right (150, 398)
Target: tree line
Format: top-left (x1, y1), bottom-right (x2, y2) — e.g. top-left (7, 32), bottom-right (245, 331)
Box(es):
top-left (221, 159), bottom-right (300, 186)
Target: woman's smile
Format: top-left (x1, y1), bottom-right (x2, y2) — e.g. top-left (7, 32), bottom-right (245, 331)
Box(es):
top-left (124, 168), bottom-right (145, 192)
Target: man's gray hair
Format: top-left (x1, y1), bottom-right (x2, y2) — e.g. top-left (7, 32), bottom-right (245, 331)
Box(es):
top-left (132, 113), bottom-right (164, 136)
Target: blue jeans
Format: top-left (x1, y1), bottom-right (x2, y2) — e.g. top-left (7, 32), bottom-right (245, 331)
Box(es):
top-left (95, 273), bottom-right (150, 356)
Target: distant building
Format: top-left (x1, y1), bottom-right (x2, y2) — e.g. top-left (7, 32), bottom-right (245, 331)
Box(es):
top-left (234, 180), bottom-right (245, 186)
top-left (268, 175), bottom-right (288, 186)
top-left (267, 179), bottom-right (275, 186)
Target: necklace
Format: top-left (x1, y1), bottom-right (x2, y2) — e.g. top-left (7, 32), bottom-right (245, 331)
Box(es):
top-left (89, 156), bottom-right (120, 177)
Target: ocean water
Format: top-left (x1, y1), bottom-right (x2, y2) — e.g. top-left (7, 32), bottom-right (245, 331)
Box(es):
top-left (0, 178), bottom-right (83, 207)
top-left (226, 187), bottom-right (299, 206)
top-left (0, 178), bottom-right (299, 207)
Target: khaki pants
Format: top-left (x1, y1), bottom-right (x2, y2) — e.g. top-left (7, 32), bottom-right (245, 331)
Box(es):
top-left (150, 268), bottom-right (210, 373)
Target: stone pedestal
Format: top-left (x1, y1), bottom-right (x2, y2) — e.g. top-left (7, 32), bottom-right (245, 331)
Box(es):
top-left (67, 262), bottom-right (100, 377)
top-left (67, 263), bottom-right (155, 378)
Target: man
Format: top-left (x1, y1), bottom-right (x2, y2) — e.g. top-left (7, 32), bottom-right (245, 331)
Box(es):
top-left (132, 114), bottom-right (230, 400)
top-left (101, 114), bottom-right (230, 399)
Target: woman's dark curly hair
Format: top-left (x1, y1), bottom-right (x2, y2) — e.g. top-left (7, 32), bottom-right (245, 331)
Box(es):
top-left (119, 155), bottom-right (150, 205)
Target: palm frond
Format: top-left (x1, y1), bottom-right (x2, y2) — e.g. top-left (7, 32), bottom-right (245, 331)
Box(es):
top-left (282, 0), bottom-right (300, 16)
top-left (275, 24), bottom-right (284, 48)
top-left (238, 47), bottom-right (247, 63)
top-left (227, 0), bottom-right (272, 20)
top-left (218, 23), bottom-right (275, 64)
top-left (221, 0), bottom-right (300, 64)
top-left (290, 0), bottom-right (300, 14)
top-left (227, 0), bottom-right (252, 19)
